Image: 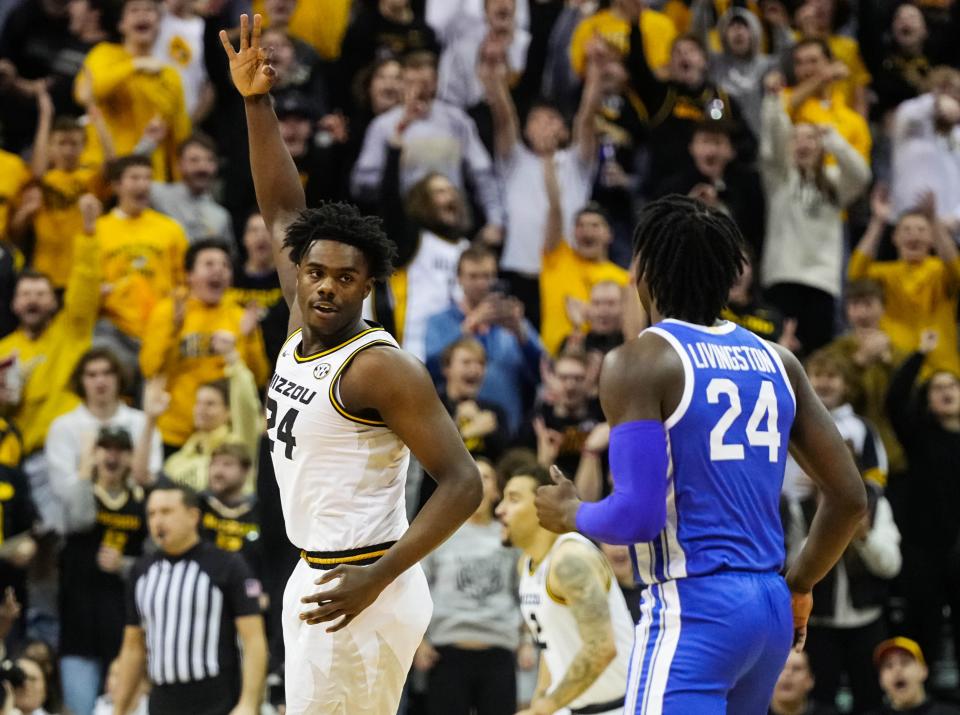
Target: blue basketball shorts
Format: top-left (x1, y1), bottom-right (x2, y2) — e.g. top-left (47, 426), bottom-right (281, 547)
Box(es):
top-left (625, 571), bottom-right (793, 715)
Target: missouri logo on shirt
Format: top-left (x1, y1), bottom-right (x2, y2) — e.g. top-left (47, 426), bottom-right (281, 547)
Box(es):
top-left (313, 363), bottom-right (331, 380)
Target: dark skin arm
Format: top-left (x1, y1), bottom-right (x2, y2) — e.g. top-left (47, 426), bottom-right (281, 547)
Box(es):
top-left (299, 347), bottom-right (482, 632)
top-left (221, 14), bottom-right (303, 328)
top-left (772, 343), bottom-right (868, 649)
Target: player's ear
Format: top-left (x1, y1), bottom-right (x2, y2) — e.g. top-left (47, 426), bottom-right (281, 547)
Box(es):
top-left (363, 277), bottom-right (375, 299)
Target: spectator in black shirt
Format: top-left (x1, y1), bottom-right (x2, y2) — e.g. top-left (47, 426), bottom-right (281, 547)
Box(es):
top-left (112, 484), bottom-right (266, 715)
top-left (0, 461), bottom-right (37, 649)
top-left (227, 212), bottom-right (289, 364)
top-left (768, 650), bottom-right (838, 715)
top-left (721, 255), bottom-right (796, 348)
top-left (869, 637), bottom-right (960, 715)
top-left (600, 542), bottom-right (641, 625)
top-left (59, 425), bottom-right (146, 715)
top-left (200, 442), bottom-right (263, 590)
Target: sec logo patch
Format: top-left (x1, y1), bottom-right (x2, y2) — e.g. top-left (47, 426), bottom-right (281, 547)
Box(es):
top-left (314, 363), bottom-right (331, 380)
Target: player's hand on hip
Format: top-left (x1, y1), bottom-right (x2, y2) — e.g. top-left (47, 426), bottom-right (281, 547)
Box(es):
top-left (300, 564), bottom-right (390, 632)
top-left (790, 591), bottom-right (813, 652)
top-left (219, 14), bottom-right (277, 97)
top-left (534, 466), bottom-right (581, 534)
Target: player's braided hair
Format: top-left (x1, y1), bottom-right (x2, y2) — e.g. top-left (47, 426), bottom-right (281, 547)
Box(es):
top-left (283, 201), bottom-right (397, 282)
top-left (632, 195), bottom-right (746, 326)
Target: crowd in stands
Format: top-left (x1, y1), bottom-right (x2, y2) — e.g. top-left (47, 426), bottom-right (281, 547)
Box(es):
top-left (1, 0), bottom-right (960, 713)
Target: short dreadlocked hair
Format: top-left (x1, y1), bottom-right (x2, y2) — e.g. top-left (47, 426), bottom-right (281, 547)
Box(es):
top-left (632, 195), bottom-right (746, 325)
top-left (282, 202), bottom-right (397, 281)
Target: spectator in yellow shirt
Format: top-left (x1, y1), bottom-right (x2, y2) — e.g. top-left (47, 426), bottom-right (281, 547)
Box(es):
top-left (0, 149), bottom-right (32, 242)
top-left (848, 187), bottom-right (960, 376)
top-left (74, 0), bottom-right (191, 181)
top-left (258, 0), bottom-right (352, 61)
top-left (783, 39), bottom-right (871, 163)
top-left (140, 239), bottom-right (269, 449)
top-left (94, 154), bottom-right (189, 367)
top-left (569, 0), bottom-right (678, 77)
top-left (540, 161), bottom-right (629, 354)
top-left (0, 196), bottom-right (102, 458)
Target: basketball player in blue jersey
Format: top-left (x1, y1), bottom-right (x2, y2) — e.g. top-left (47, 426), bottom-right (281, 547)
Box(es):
top-left (221, 16), bottom-right (482, 713)
top-left (535, 195), bottom-right (868, 714)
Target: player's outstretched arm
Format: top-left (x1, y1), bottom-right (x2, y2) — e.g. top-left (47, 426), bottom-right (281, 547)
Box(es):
top-left (299, 348), bottom-right (482, 632)
top-left (219, 14), bottom-right (303, 312)
top-left (774, 343), bottom-right (868, 649)
top-left (523, 541), bottom-right (617, 714)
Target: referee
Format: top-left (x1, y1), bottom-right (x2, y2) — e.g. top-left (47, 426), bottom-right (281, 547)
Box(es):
top-left (112, 484), bottom-right (266, 715)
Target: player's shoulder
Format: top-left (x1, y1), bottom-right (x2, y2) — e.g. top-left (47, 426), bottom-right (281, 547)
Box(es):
top-left (764, 340), bottom-right (803, 392)
top-left (547, 537), bottom-right (609, 600)
top-left (602, 329), bottom-right (684, 385)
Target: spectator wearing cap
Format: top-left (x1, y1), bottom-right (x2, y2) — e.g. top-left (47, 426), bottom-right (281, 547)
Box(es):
top-left (112, 483), bottom-right (267, 715)
top-left (826, 279), bottom-right (908, 476)
top-left (760, 71), bottom-right (871, 354)
top-left (424, 247), bottom-right (542, 436)
top-left (481, 29), bottom-right (600, 329)
top-left (73, 0), bottom-right (191, 181)
top-left (149, 134), bottom-right (234, 244)
top-left (45, 347), bottom-right (162, 531)
top-left (869, 638), bottom-right (960, 714)
top-left (885, 331), bottom-right (960, 668)
top-left (59, 425), bottom-right (147, 715)
top-left (539, 198), bottom-right (628, 357)
top-left (652, 119), bottom-right (764, 255)
top-left (139, 239), bottom-right (267, 453)
top-left (93, 155), bottom-right (190, 370)
top-left (780, 38), bottom-right (871, 163)
top-left (768, 650), bottom-right (838, 715)
top-left (351, 50), bottom-right (506, 244)
top-left (337, 0), bottom-right (438, 111)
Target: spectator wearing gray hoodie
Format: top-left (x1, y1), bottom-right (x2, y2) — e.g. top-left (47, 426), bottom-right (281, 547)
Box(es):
top-left (691, 1), bottom-right (794, 139)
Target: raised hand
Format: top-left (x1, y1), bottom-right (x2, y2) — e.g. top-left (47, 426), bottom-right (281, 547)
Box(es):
top-left (219, 14), bottom-right (276, 98)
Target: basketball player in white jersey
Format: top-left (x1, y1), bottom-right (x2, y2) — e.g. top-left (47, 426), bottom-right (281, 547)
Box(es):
top-left (220, 16), bottom-right (482, 714)
top-left (497, 465), bottom-right (634, 715)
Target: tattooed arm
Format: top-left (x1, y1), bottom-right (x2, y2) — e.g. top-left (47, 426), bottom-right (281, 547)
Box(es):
top-left (534, 542), bottom-right (617, 712)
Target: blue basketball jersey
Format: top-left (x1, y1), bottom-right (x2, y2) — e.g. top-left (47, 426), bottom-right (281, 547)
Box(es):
top-left (630, 319), bottom-right (796, 587)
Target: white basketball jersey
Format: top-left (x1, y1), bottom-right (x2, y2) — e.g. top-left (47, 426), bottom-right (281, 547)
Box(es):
top-left (268, 325), bottom-right (410, 552)
top-left (519, 533), bottom-right (633, 711)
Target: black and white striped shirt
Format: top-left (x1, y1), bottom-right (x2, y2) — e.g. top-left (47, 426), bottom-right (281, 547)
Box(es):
top-left (126, 541), bottom-right (260, 688)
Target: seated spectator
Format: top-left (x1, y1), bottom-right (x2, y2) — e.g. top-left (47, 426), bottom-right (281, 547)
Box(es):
top-left (653, 119), bottom-right (764, 254)
top-left (13, 655), bottom-right (60, 715)
top-left (139, 238), bottom-right (268, 450)
top-left (226, 212), bottom-right (289, 364)
top-left (153, 0), bottom-right (211, 121)
top-left (482, 36), bottom-right (600, 327)
top-left (149, 134), bottom-right (234, 244)
top-left (375, 135), bottom-right (471, 361)
top-left (414, 458), bottom-right (524, 715)
top-left (539, 198), bottom-right (629, 356)
top-left (890, 67), bottom-right (960, 227)
top-left (826, 279), bottom-right (908, 476)
top-left (885, 331), bottom-right (960, 668)
top-left (780, 38), bottom-right (871, 162)
top-left (59, 426), bottom-right (147, 715)
top-left (440, 338), bottom-right (509, 463)
top-left (869, 638), bottom-right (960, 715)
top-left (16, 93), bottom-right (105, 292)
top-left (91, 658), bottom-right (148, 715)
top-left (792, 0), bottom-right (870, 116)
top-left (530, 352), bottom-right (604, 479)
top-left (768, 650), bottom-right (838, 715)
top-left (73, 0), bottom-right (190, 181)
top-left (351, 50), bottom-right (505, 240)
top-left (94, 155), bottom-right (190, 369)
top-left (760, 75), bottom-right (870, 354)
top-left (199, 443), bottom-right (262, 583)
top-left (690, 2), bottom-right (791, 138)
top-left (425, 246), bottom-right (542, 436)
top-left (45, 347), bottom-right (162, 521)
top-left (0, 205), bottom-right (100, 529)
top-left (721, 254), bottom-right (795, 346)
top-left (849, 188), bottom-right (960, 375)
top-left (783, 475), bottom-right (900, 713)
top-left (338, 0), bottom-right (438, 110)
top-left (568, 0), bottom-right (678, 78)
top-left (621, 8), bottom-right (758, 193)
top-left (438, 0), bottom-right (529, 111)
top-left (783, 349), bottom-right (887, 499)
